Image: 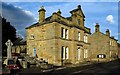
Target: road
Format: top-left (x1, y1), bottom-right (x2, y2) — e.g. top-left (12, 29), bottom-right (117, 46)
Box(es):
top-left (69, 61), bottom-right (120, 75)
top-left (14, 59), bottom-right (120, 75)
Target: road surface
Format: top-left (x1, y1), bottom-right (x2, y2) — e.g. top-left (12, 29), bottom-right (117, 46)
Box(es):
top-left (13, 59), bottom-right (120, 75)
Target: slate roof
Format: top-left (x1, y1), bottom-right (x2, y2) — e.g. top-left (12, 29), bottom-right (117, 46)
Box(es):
top-left (26, 5), bottom-right (90, 34)
top-left (26, 14), bottom-right (91, 34)
top-left (66, 17), bottom-right (72, 21)
top-left (92, 31), bottom-right (118, 41)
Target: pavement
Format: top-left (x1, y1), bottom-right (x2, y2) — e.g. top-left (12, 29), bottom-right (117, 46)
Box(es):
top-left (11, 59), bottom-right (120, 75)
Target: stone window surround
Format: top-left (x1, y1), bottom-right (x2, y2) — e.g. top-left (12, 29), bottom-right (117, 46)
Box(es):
top-left (61, 27), bottom-right (68, 39)
top-left (62, 46), bottom-right (69, 60)
top-left (110, 40), bottom-right (116, 46)
top-left (30, 34), bottom-right (35, 39)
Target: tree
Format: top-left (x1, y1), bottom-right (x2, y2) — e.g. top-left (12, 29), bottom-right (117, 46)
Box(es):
top-left (2, 17), bottom-right (17, 56)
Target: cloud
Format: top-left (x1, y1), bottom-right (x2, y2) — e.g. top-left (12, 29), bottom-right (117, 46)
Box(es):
top-left (16, 32), bottom-right (25, 39)
top-left (2, 2), bottom-right (37, 38)
top-left (106, 15), bottom-right (114, 24)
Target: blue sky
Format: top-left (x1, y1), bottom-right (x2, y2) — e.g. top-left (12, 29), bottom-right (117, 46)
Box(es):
top-left (1, 2), bottom-right (119, 42)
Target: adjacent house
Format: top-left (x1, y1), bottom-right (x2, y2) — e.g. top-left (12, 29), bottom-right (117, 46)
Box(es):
top-left (90, 23), bottom-right (118, 62)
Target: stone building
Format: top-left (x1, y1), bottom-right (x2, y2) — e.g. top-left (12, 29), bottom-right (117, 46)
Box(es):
top-left (26, 5), bottom-right (119, 66)
top-left (90, 23), bottom-right (118, 62)
top-left (12, 40), bottom-right (26, 54)
top-left (26, 5), bottom-right (91, 66)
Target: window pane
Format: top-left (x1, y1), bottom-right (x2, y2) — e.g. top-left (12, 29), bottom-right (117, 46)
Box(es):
top-left (63, 28), bottom-right (65, 38)
top-left (78, 32), bottom-right (80, 41)
top-left (84, 36), bottom-right (86, 42)
top-left (78, 48), bottom-right (80, 60)
top-left (61, 27), bottom-right (63, 38)
top-left (66, 47), bottom-right (69, 59)
top-left (99, 55), bottom-right (101, 58)
top-left (62, 46), bottom-right (65, 59)
top-left (101, 55), bottom-right (104, 58)
top-left (66, 29), bottom-right (68, 39)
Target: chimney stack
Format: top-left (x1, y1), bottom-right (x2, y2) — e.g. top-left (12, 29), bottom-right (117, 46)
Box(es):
top-left (38, 6), bottom-right (46, 23)
top-left (77, 5), bottom-right (81, 9)
top-left (106, 29), bottom-right (110, 37)
top-left (95, 23), bottom-right (100, 32)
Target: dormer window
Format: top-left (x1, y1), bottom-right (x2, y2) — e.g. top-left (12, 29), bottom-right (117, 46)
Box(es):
top-left (30, 34), bottom-right (34, 39)
top-left (78, 19), bottom-right (80, 25)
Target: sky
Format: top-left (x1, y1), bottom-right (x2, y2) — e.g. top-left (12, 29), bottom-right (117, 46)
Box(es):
top-left (1, 1), bottom-right (119, 42)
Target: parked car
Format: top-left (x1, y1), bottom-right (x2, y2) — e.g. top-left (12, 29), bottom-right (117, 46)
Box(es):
top-left (2, 62), bottom-right (10, 74)
top-left (2, 67), bottom-right (11, 74)
top-left (5, 59), bottom-right (19, 70)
